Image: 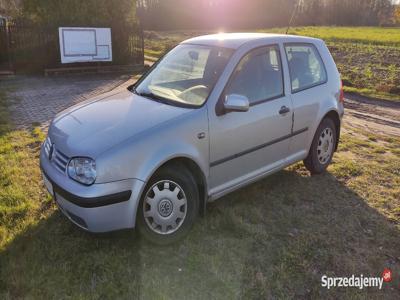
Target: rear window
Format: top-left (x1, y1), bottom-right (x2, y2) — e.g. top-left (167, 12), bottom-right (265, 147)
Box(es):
top-left (285, 44), bottom-right (327, 93)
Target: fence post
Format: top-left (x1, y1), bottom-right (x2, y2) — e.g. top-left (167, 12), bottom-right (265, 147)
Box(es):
top-left (140, 22), bottom-right (145, 66)
top-left (6, 20), bottom-right (13, 72)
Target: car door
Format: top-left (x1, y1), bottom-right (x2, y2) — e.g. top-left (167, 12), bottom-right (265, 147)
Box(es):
top-left (208, 45), bottom-right (293, 195)
top-left (284, 43), bottom-right (328, 160)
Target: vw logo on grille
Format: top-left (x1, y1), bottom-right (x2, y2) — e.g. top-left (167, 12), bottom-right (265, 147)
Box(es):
top-left (49, 144), bottom-right (55, 160)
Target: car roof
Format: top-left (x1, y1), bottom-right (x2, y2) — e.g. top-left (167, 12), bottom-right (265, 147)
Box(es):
top-left (181, 32), bottom-right (321, 49)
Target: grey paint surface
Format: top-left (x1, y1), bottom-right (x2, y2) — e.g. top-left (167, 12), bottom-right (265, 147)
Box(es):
top-left (40, 33), bottom-right (344, 232)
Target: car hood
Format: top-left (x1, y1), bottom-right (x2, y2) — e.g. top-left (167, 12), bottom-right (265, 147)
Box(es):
top-left (49, 89), bottom-right (191, 158)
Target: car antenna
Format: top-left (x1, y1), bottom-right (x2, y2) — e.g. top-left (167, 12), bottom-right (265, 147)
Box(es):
top-left (286, 0), bottom-right (300, 35)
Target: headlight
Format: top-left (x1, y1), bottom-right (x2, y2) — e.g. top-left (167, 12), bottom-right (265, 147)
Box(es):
top-left (67, 157), bottom-right (96, 185)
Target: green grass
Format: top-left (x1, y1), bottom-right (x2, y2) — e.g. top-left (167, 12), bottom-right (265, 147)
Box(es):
top-left (1, 79), bottom-right (400, 298)
top-left (262, 26), bottom-right (400, 47)
top-left (0, 88), bottom-right (48, 249)
top-left (144, 26), bottom-right (400, 102)
top-left (144, 49), bottom-right (164, 59)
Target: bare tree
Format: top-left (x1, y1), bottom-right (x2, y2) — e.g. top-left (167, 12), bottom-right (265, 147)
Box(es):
top-left (137, 0), bottom-right (396, 29)
top-left (0, 0), bottom-right (22, 16)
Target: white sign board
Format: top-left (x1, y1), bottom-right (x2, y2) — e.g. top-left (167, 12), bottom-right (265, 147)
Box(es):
top-left (59, 27), bottom-right (112, 63)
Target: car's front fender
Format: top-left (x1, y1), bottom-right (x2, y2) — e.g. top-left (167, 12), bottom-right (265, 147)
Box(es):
top-left (95, 107), bottom-right (210, 185)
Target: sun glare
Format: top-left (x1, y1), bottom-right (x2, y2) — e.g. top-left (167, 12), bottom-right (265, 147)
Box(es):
top-left (217, 31), bottom-right (226, 40)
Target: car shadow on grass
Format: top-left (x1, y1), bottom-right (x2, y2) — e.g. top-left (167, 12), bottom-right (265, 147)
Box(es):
top-left (1, 169), bottom-right (399, 299)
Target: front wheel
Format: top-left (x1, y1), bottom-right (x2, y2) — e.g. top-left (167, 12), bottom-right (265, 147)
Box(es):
top-left (304, 118), bottom-right (337, 174)
top-left (137, 165), bottom-right (199, 245)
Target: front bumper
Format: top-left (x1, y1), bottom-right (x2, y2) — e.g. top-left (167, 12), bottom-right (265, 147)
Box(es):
top-left (40, 145), bottom-right (145, 232)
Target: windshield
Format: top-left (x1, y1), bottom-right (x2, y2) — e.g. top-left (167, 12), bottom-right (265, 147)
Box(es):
top-left (134, 44), bottom-right (233, 107)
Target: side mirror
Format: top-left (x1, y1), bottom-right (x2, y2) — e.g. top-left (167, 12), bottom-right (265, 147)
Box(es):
top-left (223, 94), bottom-right (249, 113)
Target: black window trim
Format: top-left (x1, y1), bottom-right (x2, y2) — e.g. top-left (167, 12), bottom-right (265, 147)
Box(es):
top-left (284, 42), bottom-right (328, 94)
top-left (215, 44), bottom-right (286, 116)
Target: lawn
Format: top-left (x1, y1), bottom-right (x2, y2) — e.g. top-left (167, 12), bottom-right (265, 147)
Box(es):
top-left (144, 26), bottom-right (400, 101)
top-left (265, 26), bottom-right (400, 46)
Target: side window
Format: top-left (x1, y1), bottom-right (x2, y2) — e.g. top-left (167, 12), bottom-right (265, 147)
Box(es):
top-left (225, 45), bottom-right (284, 104)
top-left (285, 44), bottom-right (327, 92)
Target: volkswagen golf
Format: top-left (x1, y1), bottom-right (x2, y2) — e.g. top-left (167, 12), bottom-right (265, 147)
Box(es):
top-left (40, 33), bottom-right (344, 244)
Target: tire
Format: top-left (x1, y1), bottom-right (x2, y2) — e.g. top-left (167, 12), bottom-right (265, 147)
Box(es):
top-left (137, 164), bottom-right (199, 245)
top-left (303, 118), bottom-right (337, 175)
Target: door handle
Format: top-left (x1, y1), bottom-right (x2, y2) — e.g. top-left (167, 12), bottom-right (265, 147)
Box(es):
top-left (279, 106), bottom-right (290, 115)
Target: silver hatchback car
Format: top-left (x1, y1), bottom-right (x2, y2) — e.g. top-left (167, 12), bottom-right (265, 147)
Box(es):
top-left (40, 33), bottom-right (344, 244)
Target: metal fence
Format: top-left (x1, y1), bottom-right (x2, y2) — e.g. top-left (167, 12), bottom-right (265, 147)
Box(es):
top-left (0, 20), bottom-right (144, 73)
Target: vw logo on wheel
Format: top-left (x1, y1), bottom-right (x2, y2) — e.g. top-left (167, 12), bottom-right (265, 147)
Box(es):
top-left (158, 199), bottom-right (173, 217)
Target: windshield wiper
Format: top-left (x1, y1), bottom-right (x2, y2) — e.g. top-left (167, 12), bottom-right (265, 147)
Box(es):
top-left (132, 89), bottom-right (195, 108)
top-left (135, 91), bottom-right (171, 105)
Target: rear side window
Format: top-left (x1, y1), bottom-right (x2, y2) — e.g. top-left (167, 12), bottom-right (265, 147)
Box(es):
top-left (225, 45), bottom-right (284, 105)
top-left (285, 44), bottom-right (327, 93)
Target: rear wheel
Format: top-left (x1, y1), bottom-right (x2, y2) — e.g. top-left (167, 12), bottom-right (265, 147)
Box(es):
top-left (137, 165), bottom-right (199, 245)
top-left (304, 118), bottom-right (337, 174)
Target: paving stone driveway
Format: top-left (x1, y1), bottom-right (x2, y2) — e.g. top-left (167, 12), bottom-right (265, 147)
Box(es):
top-left (5, 74), bottom-right (136, 129)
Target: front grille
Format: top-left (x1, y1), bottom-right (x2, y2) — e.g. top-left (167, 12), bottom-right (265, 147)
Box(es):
top-left (44, 137), bottom-right (70, 173)
top-left (44, 137), bottom-right (51, 157)
top-left (52, 149), bottom-right (69, 173)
